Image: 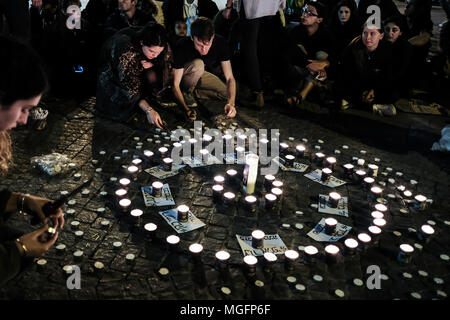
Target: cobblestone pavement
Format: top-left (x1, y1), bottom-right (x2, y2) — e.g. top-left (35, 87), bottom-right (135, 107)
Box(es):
top-left (0, 94), bottom-right (449, 301)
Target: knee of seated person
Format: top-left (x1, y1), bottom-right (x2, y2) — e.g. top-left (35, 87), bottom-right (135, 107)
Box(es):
top-left (189, 59), bottom-right (205, 75)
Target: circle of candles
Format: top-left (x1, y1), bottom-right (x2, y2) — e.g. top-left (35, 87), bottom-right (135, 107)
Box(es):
top-left (214, 175), bottom-right (225, 185)
top-left (264, 175), bottom-right (276, 191)
top-left (212, 184), bottom-right (224, 203)
top-left (115, 188), bottom-right (128, 199)
top-left (398, 244), bottom-right (414, 263)
top-left (215, 250), bottom-right (231, 269)
top-left (418, 224), bottom-right (434, 243)
top-left (357, 233), bottom-right (371, 251)
top-left (354, 170), bottom-right (366, 183)
top-left (373, 218), bottom-right (387, 228)
top-left (371, 211), bottom-right (384, 219)
top-left (119, 198), bottom-right (131, 213)
top-left (296, 145), bottom-right (306, 158)
top-left (225, 169), bottom-right (238, 185)
top-left (245, 195), bottom-right (257, 212)
top-left (374, 203), bottom-right (388, 213)
top-left (223, 192), bottom-right (235, 206)
top-left (162, 158), bottom-right (173, 172)
top-left (325, 157), bottom-right (337, 170)
top-left (369, 186), bottom-right (383, 201)
top-left (367, 164), bottom-right (379, 177)
top-left (304, 245), bottom-right (318, 263)
top-left (343, 163), bottom-right (354, 175)
top-left (119, 178), bottom-right (131, 189)
top-left (251, 230), bottom-right (265, 249)
top-left (151, 181), bottom-right (163, 197)
top-left (321, 168), bottom-right (332, 182)
top-left (158, 146), bottom-right (168, 159)
top-left (344, 238), bottom-right (359, 255)
top-left (414, 195), bottom-right (427, 210)
top-left (264, 193), bottom-right (277, 210)
top-left (325, 218), bottom-right (338, 235)
top-left (325, 244), bottom-right (340, 264)
top-left (314, 152), bottom-right (325, 166)
top-left (243, 255), bottom-right (258, 274)
top-left (177, 205), bottom-right (190, 223)
top-left (271, 187), bottom-right (283, 199)
top-left (363, 177), bottom-right (375, 190)
top-left (284, 250), bottom-right (299, 270)
top-left (284, 154), bottom-right (295, 167)
top-left (272, 180), bottom-right (283, 190)
top-left (328, 192), bottom-right (341, 208)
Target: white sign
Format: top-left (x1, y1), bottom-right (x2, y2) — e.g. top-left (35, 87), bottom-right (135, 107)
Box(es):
top-left (307, 218), bottom-right (352, 242)
top-left (304, 169), bottom-right (346, 187)
top-left (236, 234), bottom-right (288, 256)
top-left (318, 194), bottom-right (349, 217)
top-left (273, 156), bottom-right (309, 172)
top-left (144, 164), bottom-right (185, 179)
top-left (159, 209), bottom-right (205, 233)
top-left (141, 184), bottom-right (175, 207)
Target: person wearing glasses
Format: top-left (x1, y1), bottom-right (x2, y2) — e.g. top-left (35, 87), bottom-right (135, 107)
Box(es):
top-left (283, 0), bottom-right (333, 107)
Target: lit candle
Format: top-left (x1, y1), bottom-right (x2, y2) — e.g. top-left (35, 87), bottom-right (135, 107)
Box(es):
top-left (373, 218), bottom-right (387, 228)
top-left (354, 170), bottom-right (366, 183)
top-left (367, 164), bottom-right (379, 177)
top-left (371, 211), bottom-right (384, 219)
top-left (115, 188), bottom-right (128, 199)
top-left (158, 146), bottom-right (168, 159)
top-left (166, 235), bottom-right (180, 252)
top-left (328, 192), bottom-right (341, 208)
top-left (264, 175), bottom-right (276, 191)
top-left (374, 203), bottom-right (388, 213)
top-left (144, 223), bottom-right (157, 240)
top-left (189, 243), bottom-right (203, 263)
top-left (251, 230), bottom-right (265, 249)
top-left (73, 250), bottom-right (84, 262)
top-left (272, 180), bottom-right (283, 190)
top-left (162, 157), bottom-right (173, 171)
top-left (321, 168), bottom-right (332, 182)
top-left (125, 253), bottom-right (135, 265)
top-left (119, 178), bottom-right (131, 190)
top-left (363, 177), bottom-right (375, 190)
top-left (357, 158), bottom-right (365, 166)
top-left (314, 152), bottom-right (325, 166)
top-left (368, 225), bottom-right (382, 245)
top-left (403, 190), bottom-right (413, 199)
top-left (143, 150), bottom-right (154, 166)
top-left (357, 233), bottom-right (371, 251)
top-left (325, 244), bottom-right (340, 264)
top-left (271, 187), bottom-right (283, 200)
top-left (127, 165), bottom-right (139, 180)
top-left (215, 250), bottom-right (231, 269)
top-left (243, 255), bottom-right (258, 275)
top-left (214, 175), bottom-right (225, 185)
top-left (131, 158), bottom-right (143, 171)
top-left (151, 181), bottom-right (163, 197)
top-left (284, 154), bottom-right (295, 167)
top-left (344, 238), bottom-right (359, 255)
top-left (119, 198), bottom-right (131, 213)
top-left (397, 185), bottom-right (406, 192)
top-left (397, 244), bottom-right (414, 263)
top-left (223, 192), bottom-right (236, 206)
top-left (263, 252), bottom-right (277, 272)
top-left (225, 169), bottom-right (238, 186)
top-left (325, 157), bottom-right (337, 170)
top-left (279, 142), bottom-right (289, 154)
top-left (177, 205), bottom-right (190, 223)
top-left (130, 208), bottom-right (143, 218)
top-left (369, 186), bottom-right (383, 202)
top-left (417, 224), bottom-right (434, 243)
top-left (343, 163), bottom-right (354, 175)
top-left (325, 218), bottom-right (338, 235)
top-left (264, 193), bottom-right (277, 210)
top-left (212, 184), bottom-right (224, 203)
top-left (243, 154), bottom-right (259, 194)
top-left (284, 250), bottom-right (299, 270)
top-left (245, 195), bottom-right (258, 213)
top-left (296, 145), bottom-right (306, 158)
top-left (414, 195), bottom-right (427, 210)
top-left (304, 245), bottom-right (318, 264)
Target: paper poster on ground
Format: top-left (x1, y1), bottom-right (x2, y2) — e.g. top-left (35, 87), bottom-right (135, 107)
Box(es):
top-left (273, 156), bottom-right (309, 172)
top-left (236, 234), bottom-right (288, 256)
top-left (159, 208), bottom-right (205, 233)
top-left (304, 169), bottom-right (346, 187)
top-left (141, 184), bottom-right (175, 207)
top-left (318, 194), bottom-right (349, 217)
top-left (307, 217), bottom-right (351, 242)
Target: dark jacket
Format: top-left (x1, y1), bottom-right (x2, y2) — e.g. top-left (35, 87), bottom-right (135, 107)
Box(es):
top-left (104, 8), bottom-right (155, 39)
top-left (162, 0), bottom-right (219, 32)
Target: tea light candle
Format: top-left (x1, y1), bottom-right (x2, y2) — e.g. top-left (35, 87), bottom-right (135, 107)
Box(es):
top-left (354, 170), bottom-right (366, 183)
top-left (73, 173), bottom-right (81, 181)
top-left (225, 169), bottom-right (238, 186)
top-left (325, 218), bottom-right (338, 235)
top-left (36, 259), bottom-right (47, 270)
top-left (243, 154), bottom-right (259, 194)
top-left (130, 208), bottom-right (143, 219)
top-left (284, 154), bottom-right (295, 167)
top-left (344, 238), bottom-right (359, 256)
top-left (223, 192), bottom-right (235, 206)
top-left (397, 244), bottom-right (414, 263)
top-left (215, 250), bottom-right (231, 269)
top-left (143, 150), bottom-right (154, 161)
top-left (73, 250), bottom-right (83, 262)
top-left (189, 243), bottom-right (203, 263)
top-left (243, 255), bottom-right (258, 275)
top-left (418, 224), bottom-right (434, 243)
top-left (357, 233), bottom-right (371, 251)
top-left (94, 261), bottom-right (104, 272)
top-left (367, 164), bottom-right (379, 177)
top-left (251, 230), bottom-right (265, 249)
top-left (70, 221), bottom-right (80, 230)
top-left (304, 245), bottom-right (318, 263)
top-left (325, 157), bottom-right (337, 170)
top-left (296, 145), bottom-right (306, 158)
top-left (325, 244), bottom-right (340, 264)
top-left (166, 235), bottom-right (180, 251)
top-left (144, 223), bottom-right (157, 240)
top-left (414, 195), bottom-right (427, 210)
top-left (403, 190), bottom-right (413, 199)
top-left (320, 168), bottom-right (332, 182)
top-left (368, 225), bottom-right (382, 245)
top-left (100, 220), bottom-right (110, 228)
top-left (212, 184), bottom-right (224, 203)
top-left (125, 253), bottom-right (135, 264)
top-left (271, 187), bottom-right (282, 200)
top-left (357, 158), bottom-right (365, 166)
top-left (131, 158), bottom-right (143, 171)
top-left (113, 241), bottom-right (122, 250)
top-left (264, 193), bottom-right (277, 210)
top-left (264, 175), bottom-right (276, 191)
top-left (343, 164), bottom-right (354, 175)
top-left (245, 195), bottom-right (257, 212)
top-left (363, 177), bottom-right (375, 190)
top-left (314, 152), bottom-right (325, 166)
top-left (119, 178), bottom-right (131, 189)
top-left (81, 189), bottom-right (90, 198)
top-left (373, 218), bottom-right (387, 228)
top-left (214, 175), bottom-right (225, 185)
top-left (369, 186), bottom-right (383, 201)
top-left (158, 146), bottom-right (168, 159)
top-left (280, 142), bottom-right (289, 154)
top-left (284, 250), bottom-right (299, 270)
top-left (371, 211), bottom-right (384, 219)
top-left (119, 198), bottom-right (131, 213)
top-left (162, 157), bottom-right (173, 171)
top-left (374, 203), bottom-right (388, 213)
top-left (328, 192), bottom-right (341, 208)
top-left (127, 165), bottom-right (138, 179)
top-left (272, 180), bottom-right (283, 190)
top-left (151, 181), bottom-right (163, 197)
top-left (177, 205), bottom-right (190, 223)
top-left (56, 244), bottom-right (66, 254)
top-left (263, 252), bottom-right (277, 272)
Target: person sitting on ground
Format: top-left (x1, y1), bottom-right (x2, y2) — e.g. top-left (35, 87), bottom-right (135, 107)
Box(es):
top-left (284, 0), bottom-right (334, 106)
top-left (0, 35), bottom-right (64, 286)
top-left (171, 17), bottom-right (237, 121)
top-left (96, 22), bottom-right (173, 129)
top-left (337, 22), bottom-right (395, 115)
top-left (104, 0), bottom-right (155, 38)
top-left (383, 15), bottom-right (412, 99)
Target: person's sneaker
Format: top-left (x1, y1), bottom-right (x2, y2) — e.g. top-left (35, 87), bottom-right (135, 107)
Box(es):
top-left (373, 104), bottom-right (397, 116)
top-left (183, 92), bottom-right (198, 108)
top-left (341, 99), bottom-right (351, 110)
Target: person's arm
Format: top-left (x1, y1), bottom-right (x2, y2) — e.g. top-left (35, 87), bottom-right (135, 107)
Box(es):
top-left (220, 60), bottom-right (237, 118)
top-left (172, 68), bottom-right (191, 113)
top-left (408, 31), bottom-right (431, 47)
top-left (138, 99), bottom-right (164, 129)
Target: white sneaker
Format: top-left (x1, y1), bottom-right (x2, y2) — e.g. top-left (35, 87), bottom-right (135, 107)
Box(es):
top-left (373, 104), bottom-right (397, 116)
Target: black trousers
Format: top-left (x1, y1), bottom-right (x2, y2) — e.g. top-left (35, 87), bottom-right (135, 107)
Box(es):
top-left (0, 0), bottom-right (30, 43)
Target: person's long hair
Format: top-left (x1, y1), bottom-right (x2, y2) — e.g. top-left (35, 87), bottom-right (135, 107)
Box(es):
top-left (328, 0), bottom-right (360, 29)
top-left (0, 36), bottom-right (48, 175)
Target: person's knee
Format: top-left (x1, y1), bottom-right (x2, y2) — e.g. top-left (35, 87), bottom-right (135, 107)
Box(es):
top-left (187, 59), bottom-right (205, 76)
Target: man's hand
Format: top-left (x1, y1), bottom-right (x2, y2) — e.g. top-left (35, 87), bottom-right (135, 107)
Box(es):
top-left (17, 225), bottom-right (59, 258)
top-left (224, 103), bottom-right (236, 118)
top-left (141, 60), bottom-right (154, 69)
top-left (25, 195), bottom-right (65, 230)
top-left (146, 109), bottom-right (164, 129)
top-left (306, 60), bottom-right (329, 73)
